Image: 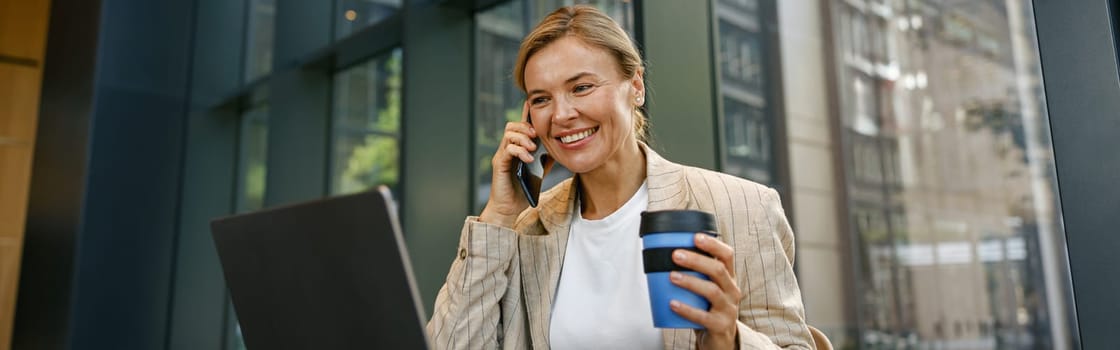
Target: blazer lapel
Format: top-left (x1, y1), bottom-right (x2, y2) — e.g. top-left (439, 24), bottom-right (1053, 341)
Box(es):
top-left (640, 145), bottom-right (698, 348)
top-left (520, 177), bottom-right (577, 349)
top-left (643, 143), bottom-right (690, 212)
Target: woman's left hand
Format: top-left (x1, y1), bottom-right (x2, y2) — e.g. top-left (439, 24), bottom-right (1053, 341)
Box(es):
top-left (670, 233), bottom-right (740, 350)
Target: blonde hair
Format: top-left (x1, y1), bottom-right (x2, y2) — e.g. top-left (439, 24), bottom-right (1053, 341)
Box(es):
top-left (513, 5), bottom-right (648, 141)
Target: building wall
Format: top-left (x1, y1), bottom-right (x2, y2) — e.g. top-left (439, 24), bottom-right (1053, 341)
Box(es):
top-left (776, 0), bottom-right (851, 345)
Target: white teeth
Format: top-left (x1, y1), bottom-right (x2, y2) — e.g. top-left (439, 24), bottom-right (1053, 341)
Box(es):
top-left (560, 128), bottom-right (597, 144)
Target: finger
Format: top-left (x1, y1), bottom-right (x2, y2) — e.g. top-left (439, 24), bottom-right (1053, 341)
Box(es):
top-left (670, 299), bottom-right (731, 331)
top-left (506, 143), bottom-right (534, 163)
top-left (521, 99), bottom-right (531, 124)
top-left (673, 249), bottom-right (739, 298)
top-left (695, 234), bottom-right (736, 279)
top-left (504, 121), bottom-right (536, 140)
top-left (670, 271), bottom-right (726, 305)
top-left (505, 132), bottom-right (536, 152)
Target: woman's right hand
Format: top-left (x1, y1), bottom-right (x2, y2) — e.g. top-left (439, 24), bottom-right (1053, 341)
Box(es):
top-left (479, 100), bottom-right (538, 228)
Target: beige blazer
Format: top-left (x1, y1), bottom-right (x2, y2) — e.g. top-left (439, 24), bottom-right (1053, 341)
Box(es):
top-left (427, 145), bottom-right (813, 349)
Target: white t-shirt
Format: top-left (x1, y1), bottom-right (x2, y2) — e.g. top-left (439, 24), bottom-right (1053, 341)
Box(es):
top-left (550, 182), bottom-right (663, 350)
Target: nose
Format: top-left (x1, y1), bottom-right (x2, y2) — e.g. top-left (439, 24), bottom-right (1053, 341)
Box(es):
top-left (552, 96), bottom-right (579, 124)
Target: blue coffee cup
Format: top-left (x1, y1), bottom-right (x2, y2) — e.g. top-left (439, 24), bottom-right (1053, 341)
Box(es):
top-left (639, 210), bottom-right (718, 329)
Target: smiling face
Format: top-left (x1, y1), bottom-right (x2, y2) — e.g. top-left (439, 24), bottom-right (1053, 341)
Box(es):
top-left (523, 36), bottom-right (644, 175)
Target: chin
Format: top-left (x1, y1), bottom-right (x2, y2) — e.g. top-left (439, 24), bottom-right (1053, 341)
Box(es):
top-left (554, 155), bottom-right (600, 175)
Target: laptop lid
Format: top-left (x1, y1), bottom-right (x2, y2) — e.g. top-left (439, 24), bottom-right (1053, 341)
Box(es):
top-left (210, 186), bottom-right (429, 349)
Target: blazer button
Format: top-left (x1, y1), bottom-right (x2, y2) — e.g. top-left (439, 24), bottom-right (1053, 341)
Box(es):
top-left (458, 248), bottom-right (468, 260)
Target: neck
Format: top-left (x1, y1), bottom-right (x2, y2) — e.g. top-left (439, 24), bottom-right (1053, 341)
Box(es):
top-left (577, 141), bottom-right (647, 220)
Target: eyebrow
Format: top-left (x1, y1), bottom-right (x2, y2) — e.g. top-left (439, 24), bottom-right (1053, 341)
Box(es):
top-left (527, 72), bottom-right (597, 96)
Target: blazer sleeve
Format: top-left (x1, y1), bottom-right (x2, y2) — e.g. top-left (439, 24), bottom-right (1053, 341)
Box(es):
top-left (426, 216), bottom-right (519, 349)
top-left (735, 187), bottom-right (814, 350)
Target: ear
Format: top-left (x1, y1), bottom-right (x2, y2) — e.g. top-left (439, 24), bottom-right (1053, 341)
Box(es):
top-left (630, 68), bottom-right (646, 97)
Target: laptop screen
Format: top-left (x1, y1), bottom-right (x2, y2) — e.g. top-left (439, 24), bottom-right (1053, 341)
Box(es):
top-left (211, 186), bottom-right (429, 349)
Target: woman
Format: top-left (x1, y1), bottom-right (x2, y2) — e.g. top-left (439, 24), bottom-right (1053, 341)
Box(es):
top-left (427, 5), bottom-right (812, 349)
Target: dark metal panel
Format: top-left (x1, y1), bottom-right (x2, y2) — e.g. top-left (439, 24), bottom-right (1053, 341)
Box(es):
top-left (400, 1), bottom-right (473, 313)
top-left (186, 0), bottom-right (247, 108)
top-left (1033, 0), bottom-right (1120, 348)
top-left (435, 0), bottom-right (507, 12)
top-left (263, 70), bottom-right (331, 205)
top-left (62, 0), bottom-right (198, 347)
top-left (165, 110), bottom-right (238, 350)
top-left (13, 0), bottom-right (101, 347)
top-left (67, 88), bottom-right (187, 350)
top-left (273, 0), bottom-right (332, 66)
top-left (165, 0), bottom-right (246, 348)
top-left (264, 0), bottom-right (332, 206)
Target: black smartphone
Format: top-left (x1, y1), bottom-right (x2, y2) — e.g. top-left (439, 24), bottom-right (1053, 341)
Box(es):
top-left (515, 138), bottom-right (548, 207)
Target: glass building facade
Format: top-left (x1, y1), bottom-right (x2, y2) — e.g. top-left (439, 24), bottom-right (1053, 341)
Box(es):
top-left (13, 0), bottom-right (1115, 348)
top-left (828, 1), bottom-right (1072, 347)
top-left (204, 0), bottom-right (1081, 348)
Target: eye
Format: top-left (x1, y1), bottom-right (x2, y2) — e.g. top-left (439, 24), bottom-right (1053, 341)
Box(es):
top-left (530, 96), bottom-right (550, 105)
top-left (573, 84), bottom-right (593, 94)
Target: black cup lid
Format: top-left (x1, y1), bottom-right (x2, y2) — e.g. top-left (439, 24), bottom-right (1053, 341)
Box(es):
top-left (639, 210), bottom-right (718, 237)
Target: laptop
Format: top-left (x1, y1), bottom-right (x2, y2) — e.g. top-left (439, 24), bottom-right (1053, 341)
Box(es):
top-left (210, 186), bottom-right (430, 349)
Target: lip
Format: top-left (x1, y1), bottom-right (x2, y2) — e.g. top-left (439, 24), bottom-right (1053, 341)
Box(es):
top-left (553, 126), bottom-right (598, 150)
top-left (552, 126), bottom-right (598, 138)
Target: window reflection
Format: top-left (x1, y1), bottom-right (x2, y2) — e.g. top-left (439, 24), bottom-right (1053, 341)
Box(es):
top-left (715, 0), bottom-right (776, 186)
top-left (330, 49), bottom-right (403, 197)
top-left (830, 0), bottom-right (1074, 348)
top-left (474, 0), bottom-right (633, 211)
top-left (237, 105), bottom-right (269, 212)
top-left (244, 0), bottom-right (275, 82)
top-left (335, 0), bottom-right (400, 40)
top-left (722, 97), bottom-right (770, 184)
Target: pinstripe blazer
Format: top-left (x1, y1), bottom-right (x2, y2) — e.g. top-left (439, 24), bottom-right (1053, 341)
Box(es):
top-left (427, 144), bottom-right (813, 349)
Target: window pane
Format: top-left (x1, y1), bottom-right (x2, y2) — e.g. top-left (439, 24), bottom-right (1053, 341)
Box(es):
top-left (715, 0), bottom-right (776, 186)
top-left (722, 97), bottom-right (770, 184)
top-left (330, 49), bottom-right (402, 197)
top-left (828, 1), bottom-right (1076, 348)
top-left (474, 0), bottom-right (634, 211)
top-left (334, 0), bottom-right (400, 40)
top-left (228, 100), bottom-right (269, 350)
top-left (244, 0), bottom-right (275, 82)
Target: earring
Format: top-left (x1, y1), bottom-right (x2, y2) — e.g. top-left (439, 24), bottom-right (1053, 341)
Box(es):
top-left (636, 96), bottom-right (644, 104)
